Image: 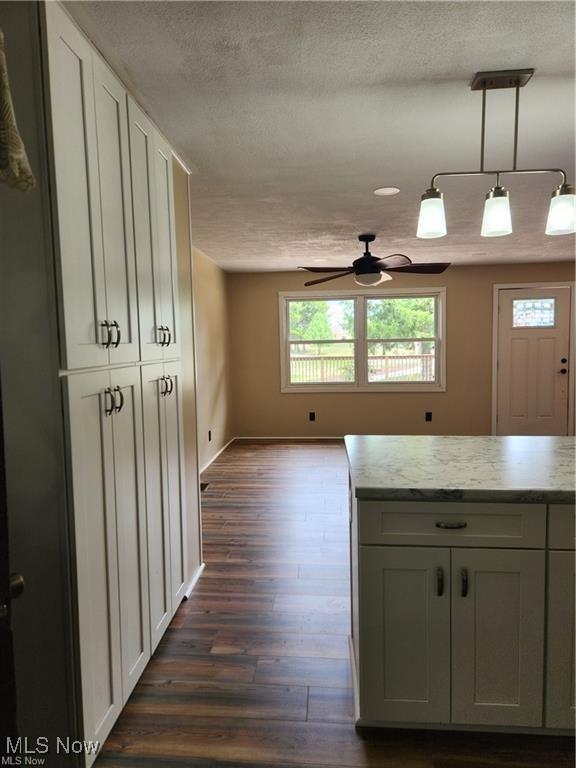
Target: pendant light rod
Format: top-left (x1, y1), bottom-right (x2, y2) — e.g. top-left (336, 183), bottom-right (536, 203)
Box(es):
top-left (513, 85), bottom-right (520, 171)
top-left (429, 167), bottom-right (567, 189)
top-left (480, 87), bottom-right (486, 172)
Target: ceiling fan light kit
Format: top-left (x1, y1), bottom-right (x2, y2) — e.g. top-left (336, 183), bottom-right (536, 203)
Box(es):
top-left (416, 68), bottom-right (576, 239)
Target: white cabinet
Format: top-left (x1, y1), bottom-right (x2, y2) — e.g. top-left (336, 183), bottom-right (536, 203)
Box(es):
top-left (67, 368), bottom-right (149, 754)
top-left (452, 549), bottom-right (545, 727)
top-left (546, 550), bottom-right (575, 728)
top-left (45, 5), bottom-right (140, 369)
top-left (92, 58), bottom-right (140, 365)
top-left (359, 546), bottom-right (450, 723)
top-left (141, 361), bottom-right (188, 650)
top-left (45, 3), bottom-right (108, 370)
top-left (129, 98), bottom-right (181, 362)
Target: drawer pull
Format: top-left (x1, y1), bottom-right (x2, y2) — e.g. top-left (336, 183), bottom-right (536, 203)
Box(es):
top-left (435, 521), bottom-right (468, 530)
top-left (436, 567), bottom-right (444, 597)
top-left (461, 567), bottom-right (469, 597)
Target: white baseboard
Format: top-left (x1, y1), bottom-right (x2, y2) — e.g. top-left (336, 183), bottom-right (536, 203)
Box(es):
top-left (183, 562), bottom-right (205, 599)
top-left (199, 438), bottom-right (236, 473)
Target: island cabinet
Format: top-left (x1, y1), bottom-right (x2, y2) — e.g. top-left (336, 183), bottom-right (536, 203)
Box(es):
top-left (354, 501), bottom-right (547, 728)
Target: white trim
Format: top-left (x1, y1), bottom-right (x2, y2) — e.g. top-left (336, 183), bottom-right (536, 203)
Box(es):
top-left (199, 437), bottom-right (235, 474)
top-left (279, 288), bottom-right (446, 393)
top-left (233, 435), bottom-right (343, 441)
top-left (491, 281), bottom-right (575, 436)
top-left (183, 562), bottom-right (205, 600)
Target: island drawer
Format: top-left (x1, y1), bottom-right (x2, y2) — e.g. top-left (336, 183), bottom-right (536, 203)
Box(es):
top-left (548, 505), bottom-right (575, 549)
top-left (358, 501), bottom-right (546, 548)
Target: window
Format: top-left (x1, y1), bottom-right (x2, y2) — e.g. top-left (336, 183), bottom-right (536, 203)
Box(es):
top-left (512, 297), bottom-right (555, 328)
top-left (280, 289), bottom-right (445, 392)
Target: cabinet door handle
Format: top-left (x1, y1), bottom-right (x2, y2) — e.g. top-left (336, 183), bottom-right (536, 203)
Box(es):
top-left (436, 567), bottom-right (444, 597)
top-left (158, 325), bottom-right (166, 346)
top-left (104, 387), bottom-right (114, 416)
top-left (435, 521), bottom-right (468, 530)
top-left (110, 320), bottom-right (121, 348)
top-left (167, 375), bottom-right (174, 395)
top-left (159, 376), bottom-right (168, 396)
top-left (164, 326), bottom-right (171, 347)
top-left (460, 567), bottom-right (469, 597)
top-left (113, 385), bottom-right (124, 413)
top-left (100, 320), bottom-right (112, 348)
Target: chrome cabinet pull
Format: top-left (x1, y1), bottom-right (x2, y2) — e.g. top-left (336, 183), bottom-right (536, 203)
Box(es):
top-left (460, 567), bottom-right (469, 597)
top-left (113, 385), bottom-right (124, 413)
top-left (110, 321), bottom-right (121, 348)
top-left (436, 567), bottom-right (444, 597)
top-left (100, 320), bottom-right (112, 348)
top-left (104, 387), bottom-right (114, 416)
top-left (435, 521), bottom-right (468, 530)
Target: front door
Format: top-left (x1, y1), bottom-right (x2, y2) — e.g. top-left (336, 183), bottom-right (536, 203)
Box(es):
top-left (496, 286), bottom-right (572, 435)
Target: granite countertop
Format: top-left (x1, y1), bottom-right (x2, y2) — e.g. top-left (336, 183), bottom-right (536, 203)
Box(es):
top-left (344, 435), bottom-right (576, 504)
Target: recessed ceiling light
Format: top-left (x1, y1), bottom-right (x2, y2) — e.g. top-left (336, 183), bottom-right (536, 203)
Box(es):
top-left (374, 186), bottom-right (400, 196)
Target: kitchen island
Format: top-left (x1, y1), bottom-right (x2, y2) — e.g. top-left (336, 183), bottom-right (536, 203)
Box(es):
top-left (345, 435), bottom-right (575, 733)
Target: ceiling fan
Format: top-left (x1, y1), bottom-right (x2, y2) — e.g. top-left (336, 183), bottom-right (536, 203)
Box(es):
top-left (299, 234), bottom-right (450, 287)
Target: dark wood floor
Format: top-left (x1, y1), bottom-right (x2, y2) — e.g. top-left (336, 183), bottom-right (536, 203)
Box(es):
top-left (97, 440), bottom-right (574, 768)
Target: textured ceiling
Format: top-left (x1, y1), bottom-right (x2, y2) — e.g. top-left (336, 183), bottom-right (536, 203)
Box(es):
top-left (65, 1), bottom-right (576, 271)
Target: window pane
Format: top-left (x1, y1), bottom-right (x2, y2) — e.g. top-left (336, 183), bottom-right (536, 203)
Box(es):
top-left (512, 298), bottom-right (555, 328)
top-left (366, 296), bottom-right (435, 339)
top-left (367, 341), bottom-right (435, 382)
top-left (289, 342), bottom-right (355, 383)
top-left (288, 299), bottom-right (354, 341)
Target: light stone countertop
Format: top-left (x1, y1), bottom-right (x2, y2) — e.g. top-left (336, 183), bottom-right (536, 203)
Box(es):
top-left (344, 435), bottom-right (576, 504)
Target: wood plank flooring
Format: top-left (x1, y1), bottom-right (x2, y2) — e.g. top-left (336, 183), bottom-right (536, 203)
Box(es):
top-left (96, 440), bottom-right (573, 768)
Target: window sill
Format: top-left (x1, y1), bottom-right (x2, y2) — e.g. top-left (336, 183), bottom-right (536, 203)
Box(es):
top-left (280, 383), bottom-right (446, 394)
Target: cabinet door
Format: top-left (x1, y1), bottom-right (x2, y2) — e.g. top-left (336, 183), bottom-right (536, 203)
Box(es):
top-left (93, 58), bottom-right (140, 365)
top-left (164, 361), bottom-right (188, 612)
top-left (141, 363), bottom-right (172, 650)
top-left (546, 550), bottom-right (575, 728)
top-left (359, 546), bottom-right (451, 723)
top-left (66, 371), bottom-right (122, 747)
top-left (128, 98), bottom-right (164, 362)
top-left (452, 548), bottom-right (545, 727)
top-left (45, 3), bottom-right (108, 370)
top-left (154, 136), bottom-right (181, 359)
top-left (110, 367), bottom-right (150, 698)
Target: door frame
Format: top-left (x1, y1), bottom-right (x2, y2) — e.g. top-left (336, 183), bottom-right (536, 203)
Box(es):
top-left (491, 282), bottom-right (575, 436)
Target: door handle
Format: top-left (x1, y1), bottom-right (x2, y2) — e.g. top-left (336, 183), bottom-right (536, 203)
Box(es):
top-left (166, 375), bottom-right (174, 396)
top-left (436, 567), bottom-right (444, 597)
top-left (113, 385), bottom-right (124, 413)
top-left (166, 327), bottom-right (172, 346)
top-left (460, 567), bottom-right (469, 597)
top-left (435, 521), bottom-right (468, 530)
top-left (560, 368), bottom-right (568, 374)
top-left (100, 320), bottom-right (112, 348)
top-left (158, 326), bottom-right (167, 346)
top-left (159, 376), bottom-right (168, 396)
top-left (110, 321), bottom-right (121, 348)
top-left (104, 387), bottom-right (115, 416)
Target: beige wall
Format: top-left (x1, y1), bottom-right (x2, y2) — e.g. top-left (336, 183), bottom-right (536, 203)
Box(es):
top-left (173, 158), bottom-right (202, 576)
top-left (227, 262), bottom-right (574, 438)
top-left (193, 246), bottom-right (232, 468)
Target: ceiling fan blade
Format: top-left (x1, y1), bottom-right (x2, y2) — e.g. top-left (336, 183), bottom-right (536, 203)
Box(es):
top-left (374, 254), bottom-right (412, 268)
top-left (298, 266), bottom-right (353, 273)
top-left (304, 270), bottom-right (354, 286)
top-left (384, 263), bottom-right (451, 274)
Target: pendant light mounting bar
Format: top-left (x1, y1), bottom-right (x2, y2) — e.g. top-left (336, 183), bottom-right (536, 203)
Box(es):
top-left (430, 167), bottom-right (567, 190)
top-left (470, 69), bottom-right (534, 91)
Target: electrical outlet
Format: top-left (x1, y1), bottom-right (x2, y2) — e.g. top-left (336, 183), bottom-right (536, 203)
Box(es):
top-left (425, 412), bottom-right (432, 422)
top-left (208, 430), bottom-right (212, 441)
top-left (309, 411), bottom-right (316, 422)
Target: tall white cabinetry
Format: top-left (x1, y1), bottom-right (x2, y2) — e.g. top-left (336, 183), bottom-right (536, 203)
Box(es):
top-left (42, 3), bottom-right (200, 763)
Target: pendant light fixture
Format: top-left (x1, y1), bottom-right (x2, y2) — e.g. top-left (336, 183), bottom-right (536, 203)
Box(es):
top-left (415, 69), bottom-right (575, 239)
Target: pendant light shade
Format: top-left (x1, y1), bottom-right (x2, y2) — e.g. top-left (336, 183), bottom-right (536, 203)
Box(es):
top-left (545, 184), bottom-right (576, 235)
top-left (481, 186), bottom-right (512, 237)
top-left (416, 188), bottom-right (447, 239)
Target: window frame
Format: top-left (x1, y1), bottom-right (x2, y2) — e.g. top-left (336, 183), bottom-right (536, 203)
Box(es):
top-left (279, 287), bottom-right (446, 393)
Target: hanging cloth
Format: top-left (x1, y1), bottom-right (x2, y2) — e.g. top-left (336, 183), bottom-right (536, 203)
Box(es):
top-left (0, 29), bottom-right (35, 191)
